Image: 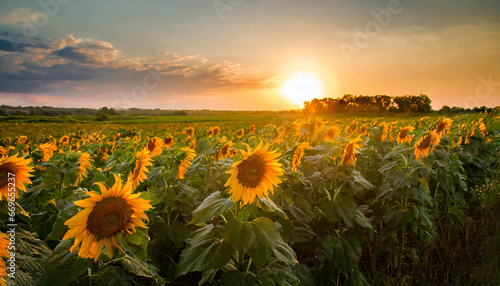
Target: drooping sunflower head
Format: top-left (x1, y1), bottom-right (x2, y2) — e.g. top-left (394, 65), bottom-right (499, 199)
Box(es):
top-left (0, 154), bottom-right (33, 200)
top-left (76, 152), bottom-right (92, 184)
top-left (236, 129), bottom-right (244, 138)
top-left (128, 149), bottom-right (152, 189)
top-left (291, 142), bottom-right (309, 172)
top-left (323, 126), bottom-right (340, 142)
top-left (218, 140), bottom-right (233, 160)
top-left (479, 122), bottom-right (487, 137)
top-left (177, 148), bottom-right (196, 180)
top-left (145, 137), bottom-right (163, 157)
top-left (434, 118), bottom-right (453, 136)
top-left (397, 126), bottom-right (415, 144)
top-left (381, 124), bottom-right (389, 141)
top-left (340, 137), bottom-right (362, 166)
top-left (63, 175), bottom-right (152, 261)
top-left (206, 127), bottom-right (214, 137)
top-left (163, 135), bottom-right (174, 148)
top-left (414, 130), bottom-right (440, 160)
top-left (224, 142), bottom-right (284, 205)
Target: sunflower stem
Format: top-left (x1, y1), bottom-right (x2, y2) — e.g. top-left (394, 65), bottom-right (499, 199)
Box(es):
top-left (245, 257), bottom-right (252, 273)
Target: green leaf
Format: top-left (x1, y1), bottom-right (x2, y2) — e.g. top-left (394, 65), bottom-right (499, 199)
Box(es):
top-left (322, 235), bottom-right (361, 274)
top-left (115, 227), bottom-right (149, 261)
top-left (319, 197), bottom-right (357, 227)
top-left (355, 209), bottom-right (374, 231)
top-left (272, 239), bottom-right (298, 265)
top-left (36, 240), bottom-right (93, 286)
top-left (160, 188), bottom-right (175, 208)
top-left (176, 237), bottom-right (233, 276)
top-left (255, 197), bottom-right (288, 218)
top-left (166, 220), bottom-right (190, 248)
top-left (293, 263), bottom-right (315, 286)
top-left (223, 217), bottom-right (280, 267)
top-left (288, 198), bottom-right (314, 222)
top-left (190, 191), bottom-right (235, 224)
top-left (121, 253), bottom-right (166, 285)
top-left (219, 271), bottom-right (259, 286)
top-left (383, 146), bottom-right (411, 161)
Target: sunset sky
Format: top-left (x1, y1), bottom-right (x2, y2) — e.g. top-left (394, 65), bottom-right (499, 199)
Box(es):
top-left (0, 0), bottom-right (499, 110)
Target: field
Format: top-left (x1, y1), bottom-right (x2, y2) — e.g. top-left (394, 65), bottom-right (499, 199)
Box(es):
top-left (0, 112), bottom-right (499, 285)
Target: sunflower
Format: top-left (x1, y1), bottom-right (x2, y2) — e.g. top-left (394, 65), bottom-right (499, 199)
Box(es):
top-left (414, 130), bottom-right (440, 160)
top-left (177, 148), bottom-right (196, 180)
top-left (60, 136), bottom-right (70, 147)
top-left (206, 128), bottom-right (214, 137)
top-left (0, 259), bottom-right (6, 286)
top-left (479, 122), bottom-right (487, 137)
top-left (0, 154), bottom-right (33, 201)
top-left (0, 232), bottom-right (8, 257)
top-left (224, 142), bottom-right (284, 205)
top-left (360, 124), bottom-right (368, 135)
top-left (464, 128), bottom-right (474, 144)
top-left (340, 137), bottom-right (362, 166)
top-left (39, 142), bottom-right (58, 161)
top-left (128, 149), bottom-right (152, 189)
top-left (183, 127), bottom-right (195, 142)
top-left (323, 127), bottom-right (340, 142)
top-left (380, 124), bottom-right (389, 141)
top-left (0, 235), bottom-right (6, 286)
top-left (218, 140), bottom-right (233, 160)
top-left (145, 137), bottom-right (163, 157)
top-left (236, 129), bottom-right (244, 138)
top-left (76, 152), bottom-right (92, 184)
top-left (247, 124), bottom-right (256, 134)
top-left (434, 118), bottom-right (453, 136)
top-left (345, 120), bottom-right (358, 135)
top-left (163, 135), bottom-right (174, 148)
top-left (16, 136), bottom-right (28, 145)
top-left (291, 142), bottom-right (309, 171)
top-left (213, 127), bottom-right (221, 136)
top-left (183, 127), bottom-right (195, 137)
top-left (63, 175), bottom-right (152, 262)
top-left (397, 126), bottom-right (415, 144)
top-left (188, 140), bottom-right (196, 150)
top-left (0, 147), bottom-right (9, 160)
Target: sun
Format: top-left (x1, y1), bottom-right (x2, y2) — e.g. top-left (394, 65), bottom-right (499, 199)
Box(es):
top-left (279, 71), bottom-right (324, 106)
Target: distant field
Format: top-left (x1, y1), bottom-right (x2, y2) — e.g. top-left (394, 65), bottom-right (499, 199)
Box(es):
top-left (0, 113), bottom-right (498, 285)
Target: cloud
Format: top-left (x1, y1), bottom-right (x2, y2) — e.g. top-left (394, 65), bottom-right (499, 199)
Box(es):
top-left (0, 33), bottom-right (273, 108)
top-left (0, 8), bottom-right (43, 25)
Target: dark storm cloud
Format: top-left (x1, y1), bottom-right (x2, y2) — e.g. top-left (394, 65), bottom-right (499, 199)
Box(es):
top-left (0, 32), bottom-right (50, 52)
top-left (52, 47), bottom-right (94, 63)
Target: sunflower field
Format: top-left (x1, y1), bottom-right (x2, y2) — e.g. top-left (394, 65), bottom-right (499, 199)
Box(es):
top-left (0, 113), bottom-right (498, 285)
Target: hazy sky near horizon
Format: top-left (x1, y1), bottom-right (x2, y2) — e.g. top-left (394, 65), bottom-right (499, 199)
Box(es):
top-left (0, 0), bottom-right (499, 110)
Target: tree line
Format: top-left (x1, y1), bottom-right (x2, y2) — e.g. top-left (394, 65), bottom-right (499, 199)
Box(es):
top-left (302, 94), bottom-right (433, 114)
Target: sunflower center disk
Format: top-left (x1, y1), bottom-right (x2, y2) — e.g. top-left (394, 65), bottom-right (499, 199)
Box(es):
top-left (147, 141), bottom-right (156, 152)
top-left (419, 137), bottom-right (431, 149)
top-left (87, 197), bottom-right (132, 238)
top-left (0, 164), bottom-right (15, 188)
top-left (237, 154), bottom-right (266, 188)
